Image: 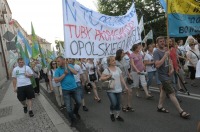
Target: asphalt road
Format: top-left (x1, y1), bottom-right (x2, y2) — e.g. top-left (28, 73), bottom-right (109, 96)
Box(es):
top-left (40, 78), bottom-right (200, 132)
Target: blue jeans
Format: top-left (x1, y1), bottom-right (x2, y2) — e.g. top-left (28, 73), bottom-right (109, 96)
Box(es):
top-left (147, 71), bottom-right (161, 88)
top-left (76, 82), bottom-right (84, 99)
top-left (107, 92), bottom-right (121, 111)
top-left (62, 88), bottom-right (81, 121)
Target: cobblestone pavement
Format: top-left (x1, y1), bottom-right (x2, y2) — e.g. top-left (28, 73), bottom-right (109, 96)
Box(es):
top-left (0, 96), bottom-right (58, 132)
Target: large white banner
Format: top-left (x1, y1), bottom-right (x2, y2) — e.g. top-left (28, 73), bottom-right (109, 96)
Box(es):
top-left (62, 0), bottom-right (141, 58)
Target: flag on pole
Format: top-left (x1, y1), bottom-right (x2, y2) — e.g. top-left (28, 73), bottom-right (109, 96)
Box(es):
top-left (17, 31), bottom-right (32, 56)
top-left (46, 49), bottom-right (55, 60)
top-left (160, 0), bottom-right (200, 37)
top-left (138, 16), bottom-right (144, 34)
top-left (38, 43), bottom-right (47, 68)
top-left (142, 30), bottom-right (153, 43)
top-left (16, 37), bottom-right (30, 65)
top-left (31, 23), bottom-right (40, 59)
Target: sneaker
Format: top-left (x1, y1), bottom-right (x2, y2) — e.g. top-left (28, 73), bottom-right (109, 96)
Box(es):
top-left (29, 111), bottom-right (34, 117)
top-left (83, 106), bottom-right (89, 111)
top-left (116, 116), bottom-right (124, 122)
top-left (23, 106), bottom-right (28, 113)
top-left (110, 114), bottom-right (115, 122)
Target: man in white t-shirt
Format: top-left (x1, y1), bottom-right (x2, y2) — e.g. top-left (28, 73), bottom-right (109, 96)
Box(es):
top-left (69, 59), bottom-right (89, 111)
top-left (12, 58), bottom-right (35, 117)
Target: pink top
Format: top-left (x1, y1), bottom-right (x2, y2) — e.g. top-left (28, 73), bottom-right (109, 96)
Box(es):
top-left (130, 52), bottom-right (145, 72)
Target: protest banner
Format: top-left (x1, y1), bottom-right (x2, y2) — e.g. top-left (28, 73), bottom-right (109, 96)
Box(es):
top-left (62, 0), bottom-right (141, 58)
top-left (160, 0), bottom-right (200, 37)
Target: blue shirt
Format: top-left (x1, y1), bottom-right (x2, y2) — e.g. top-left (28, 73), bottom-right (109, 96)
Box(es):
top-left (54, 64), bottom-right (77, 90)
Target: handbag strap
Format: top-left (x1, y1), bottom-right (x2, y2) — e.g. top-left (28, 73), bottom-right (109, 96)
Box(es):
top-left (190, 50), bottom-right (200, 60)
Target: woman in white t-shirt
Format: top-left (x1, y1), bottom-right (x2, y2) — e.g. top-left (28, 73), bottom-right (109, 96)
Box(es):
top-left (86, 58), bottom-right (101, 102)
top-left (79, 58), bottom-right (90, 93)
top-left (48, 61), bottom-right (65, 109)
top-left (144, 44), bottom-right (161, 92)
top-left (100, 56), bottom-right (128, 122)
top-left (186, 40), bottom-right (200, 87)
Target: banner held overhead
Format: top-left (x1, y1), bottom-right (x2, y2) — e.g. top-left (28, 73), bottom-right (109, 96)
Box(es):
top-left (62, 0), bottom-right (141, 58)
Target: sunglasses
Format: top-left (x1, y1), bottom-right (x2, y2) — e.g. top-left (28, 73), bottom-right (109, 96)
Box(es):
top-left (189, 44), bottom-right (195, 46)
top-left (52, 62), bottom-right (57, 65)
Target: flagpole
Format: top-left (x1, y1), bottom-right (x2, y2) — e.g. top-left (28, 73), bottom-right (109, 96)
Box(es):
top-left (166, 0), bottom-right (169, 50)
top-left (166, 0), bottom-right (170, 71)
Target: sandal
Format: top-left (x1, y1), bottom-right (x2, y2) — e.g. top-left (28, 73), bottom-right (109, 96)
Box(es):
top-left (146, 95), bottom-right (154, 100)
top-left (126, 107), bottom-right (135, 112)
top-left (122, 107), bottom-right (128, 112)
top-left (180, 111), bottom-right (190, 119)
top-left (157, 107), bottom-right (169, 113)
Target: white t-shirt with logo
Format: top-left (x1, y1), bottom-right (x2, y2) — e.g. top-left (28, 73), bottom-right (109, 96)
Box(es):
top-left (86, 62), bottom-right (96, 75)
top-left (12, 65), bottom-right (33, 87)
top-left (74, 64), bottom-right (83, 83)
top-left (144, 53), bottom-right (156, 72)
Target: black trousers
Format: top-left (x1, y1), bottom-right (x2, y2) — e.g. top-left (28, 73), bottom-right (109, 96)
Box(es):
top-left (34, 78), bottom-right (40, 93)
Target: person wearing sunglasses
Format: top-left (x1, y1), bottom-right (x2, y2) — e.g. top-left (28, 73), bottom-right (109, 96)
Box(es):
top-left (48, 61), bottom-right (65, 110)
top-left (186, 38), bottom-right (200, 87)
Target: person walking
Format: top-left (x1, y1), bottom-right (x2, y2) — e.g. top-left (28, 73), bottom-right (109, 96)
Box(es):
top-left (115, 49), bottom-right (134, 112)
top-left (30, 61), bottom-right (40, 94)
top-left (54, 56), bottom-right (81, 127)
top-left (153, 36), bottom-right (190, 119)
top-left (48, 61), bottom-right (65, 110)
top-left (12, 58), bottom-right (35, 117)
top-left (144, 44), bottom-right (162, 93)
top-left (86, 58), bottom-right (101, 102)
top-left (100, 56), bottom-right (129, 122)
top-left (186, 38), bottom-right (200, 87)
top-left (130, 44), bottom-right (154, 99)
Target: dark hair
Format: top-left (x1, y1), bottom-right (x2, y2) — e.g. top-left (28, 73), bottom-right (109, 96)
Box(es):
top-left (56, 56), bottom-right (64, 60)
top-left (131, 44), bottom-right (139, 51)
top-left (115, 49), bottom-right (123, 61)
top-left (146, 39), bottom-right (153, 45)
top-left (50, 61), bottom-right (57, 69)
top-left (17, 57), bottom-right (23, 62)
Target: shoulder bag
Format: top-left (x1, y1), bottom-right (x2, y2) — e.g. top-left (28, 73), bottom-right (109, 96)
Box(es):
top-left (101, 68), bottom-right (115, 91)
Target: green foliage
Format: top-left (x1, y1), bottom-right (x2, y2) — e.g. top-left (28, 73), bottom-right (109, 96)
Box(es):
top-left (55, 40), bottom-right (64, 53)
top-left (97, 0), bottom-right (167, 40)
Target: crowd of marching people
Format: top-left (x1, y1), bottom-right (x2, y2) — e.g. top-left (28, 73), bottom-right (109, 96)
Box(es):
top-left (12, 36), bottom-right (200, 127)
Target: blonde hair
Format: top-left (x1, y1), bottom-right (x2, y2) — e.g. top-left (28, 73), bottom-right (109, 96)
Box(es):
top-left (107, 56), bottom-right (115, 66)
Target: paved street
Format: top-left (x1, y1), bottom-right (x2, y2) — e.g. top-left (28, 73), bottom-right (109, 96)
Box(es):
top-left (0, 80), bottom-right (74, 132)
top-left (40, 79), bottom-right (200, 132)
top-left (0, 78), bottom-right (199, 132)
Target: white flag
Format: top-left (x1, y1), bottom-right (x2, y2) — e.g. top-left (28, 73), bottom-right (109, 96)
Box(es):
top-left (142, 30), bottom-right (153, 43)
top-left (138, 16), bottom-right (144, 34)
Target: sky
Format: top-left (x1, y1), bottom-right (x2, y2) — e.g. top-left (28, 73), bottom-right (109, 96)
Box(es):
top-left (7, 0), bottom-right (97, 49)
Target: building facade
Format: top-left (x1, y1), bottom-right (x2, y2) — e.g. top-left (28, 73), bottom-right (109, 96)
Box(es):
top-left (0, 0), bottom-right (13, 87)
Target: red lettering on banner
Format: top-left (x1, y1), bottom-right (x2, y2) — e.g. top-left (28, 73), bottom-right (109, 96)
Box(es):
top-left (64, 24), bottom-right (92, 39)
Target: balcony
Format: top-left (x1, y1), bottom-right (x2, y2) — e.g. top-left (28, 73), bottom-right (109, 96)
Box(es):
top-left (0, 14), bottom-right (6, 24)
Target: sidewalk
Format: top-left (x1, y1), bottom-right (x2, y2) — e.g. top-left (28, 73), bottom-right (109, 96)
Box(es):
top-left (0, 80), bottom-right (73, 132)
